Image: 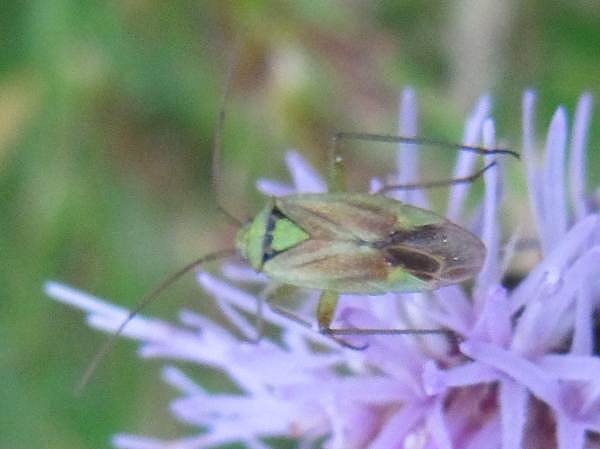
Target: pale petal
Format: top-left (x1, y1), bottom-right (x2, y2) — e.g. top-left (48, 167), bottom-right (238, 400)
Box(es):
top-left (499, 379), bottom-right (527, 449)
top-left (286, 150), bottom-right (327, 193)
top-left (570, 93), bottom-right (593, 220)
top-left (447, 94), bottom-right (491, 221)
top-left (475, 119), bottom-right (502, 294)
top-left (542, 107), bottom-right (568, 250)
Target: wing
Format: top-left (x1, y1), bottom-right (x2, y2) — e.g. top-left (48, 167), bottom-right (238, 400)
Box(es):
top-left (262, 239), bottom-right (432, 294)
top-left (268, 193), bottom-right (485, 293)
top-left (275, 193), bottom-right (442, 242)
top-left (383, 220), bottom-right (486, 285)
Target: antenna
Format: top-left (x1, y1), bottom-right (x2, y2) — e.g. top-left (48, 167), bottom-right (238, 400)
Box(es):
top-left (76, 249), bottom-right (236, 394)
top-left (212, 39), bottom-right (245, 226)
top-left (77, 41), bottom-right (249, 393)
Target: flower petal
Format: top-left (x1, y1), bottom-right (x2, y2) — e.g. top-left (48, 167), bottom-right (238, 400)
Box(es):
top-left (286, 151), bottom-right (327, 193)
top-left (499, 379), bottom-right (527, 449)
top-left (427, 396), bottom-right (453, 449)
top-left (510, 214), bottom-right (599, 314)
top-left (556, 415), bottom-right (585, 449)
top-left (447, 94), bottom-right (491, 221)
top-left (367, 403), bottom-right (427, 449)
top-left (460, 340), bottom-right (559, 408)
top-left (570, 93), bottom-right (593, 220)
top-left (475, 119), bottom-right (502, 294)
top-left (542, 107), bottom-right (569, 250)
top-left (392, 87), bottom-right (428, 208)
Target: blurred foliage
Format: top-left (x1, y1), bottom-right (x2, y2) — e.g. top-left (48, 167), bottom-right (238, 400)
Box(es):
top-left (0, 1), bottom-right (598, 448)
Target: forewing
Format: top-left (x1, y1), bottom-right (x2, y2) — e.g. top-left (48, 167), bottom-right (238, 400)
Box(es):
top-left (262, 240), bottom-right (391, 293)
top-left (386, 221), bottom-right (486, 285)
top-left (270, 193), bottom-right (484, 292)
top-left (275, 194), bottom-right (397, 241)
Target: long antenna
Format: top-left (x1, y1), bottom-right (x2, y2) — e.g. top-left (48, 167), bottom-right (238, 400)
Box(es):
top-left (76, 249), bottom-right (236, 394)
top-left (212, 39), bottom-right (244, 226)
top-left (78, 41), bottom-right (247, 393)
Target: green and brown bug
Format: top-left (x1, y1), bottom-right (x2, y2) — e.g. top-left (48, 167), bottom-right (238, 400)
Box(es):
top-left (232, 131), bottom-right (515, 339)
top-left (237, 193), bottom-right (485, 328)
top-left (76, 70), bottom-right (518, 390)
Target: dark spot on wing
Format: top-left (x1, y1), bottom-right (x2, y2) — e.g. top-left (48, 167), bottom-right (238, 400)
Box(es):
top-left (384, 247), bottom-right (441, 273)
top-left (445, 266), bottom-right (472, 279)
top-left (388, 224), bottom-right (443, 245)
top-left (410, 272), bottom-right (435, 282)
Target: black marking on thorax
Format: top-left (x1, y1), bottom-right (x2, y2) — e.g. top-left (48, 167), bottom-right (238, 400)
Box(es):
top-left (262, 207), bottom-right (286, 264)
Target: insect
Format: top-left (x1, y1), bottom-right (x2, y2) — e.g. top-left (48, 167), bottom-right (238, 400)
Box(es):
top-left (234, 132), bottom-right (515, 338)
top-left (76, 66), bottom-right (519, 391)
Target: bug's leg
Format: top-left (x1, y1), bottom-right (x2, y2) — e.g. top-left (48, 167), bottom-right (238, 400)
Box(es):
top-left (260, 283), bottom-right (313, 329)
top-left (267, 302), bottom-right (313, 328)
top-left (328, 135), bottom-right (347, 192)
top-left (331, 132), bottom-right (519, 159)
top-left (246, 288), bottom-right (266, 344)
top-left (262, 290), bottom-right (370, 349)
top-left (378, 160), bottom-right (498, 193)
top-left (316, 290), bottom-right (339, 330)
top-left (318, 291), bottom-right (455, 344)
top-left (245, 282), bottom-right (305, 343)
top-left (317, 290), bottom-right (368, 350)
top-left (250, 283), bottom-right (313, 343)
top-left (328, 131), bottom-right (516, 193)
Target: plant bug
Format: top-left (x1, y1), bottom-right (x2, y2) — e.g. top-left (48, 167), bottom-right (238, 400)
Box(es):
top-left (76, 64), bottom-right (519, 392)
top-left (235, 132), bottom-right (514, 344)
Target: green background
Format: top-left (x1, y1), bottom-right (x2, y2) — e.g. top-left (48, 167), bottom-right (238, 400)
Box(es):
top-left (1, 2), bottom-right (598, 448)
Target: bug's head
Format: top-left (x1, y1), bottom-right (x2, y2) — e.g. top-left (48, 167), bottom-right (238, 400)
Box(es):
top-left (235, 200), bottom-right (274, 271)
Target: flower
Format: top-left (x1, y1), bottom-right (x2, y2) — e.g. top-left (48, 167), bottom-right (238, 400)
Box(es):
top-left (46, 89), bottom-right (599, 449)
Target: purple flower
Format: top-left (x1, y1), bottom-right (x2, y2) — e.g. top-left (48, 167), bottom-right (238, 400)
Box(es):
top-left (46, 89), bottom-right (599, 449)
